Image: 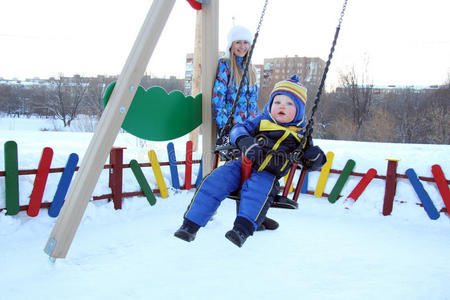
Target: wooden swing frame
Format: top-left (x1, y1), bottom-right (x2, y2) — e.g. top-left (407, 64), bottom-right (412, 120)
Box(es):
top-left (44, 0), bottom-right (219, 260)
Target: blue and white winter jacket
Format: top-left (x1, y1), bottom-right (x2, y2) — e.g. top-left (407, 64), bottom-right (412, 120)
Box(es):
top-left (230, 92), bottom-right (307, 178)
top-left (211, 57), bottom-right (259, 130)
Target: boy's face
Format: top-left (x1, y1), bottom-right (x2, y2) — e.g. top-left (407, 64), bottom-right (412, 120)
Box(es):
top-left (270, 94), bottom-right (297, 123)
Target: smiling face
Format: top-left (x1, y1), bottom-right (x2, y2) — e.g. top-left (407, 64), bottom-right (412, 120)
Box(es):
top-left (231, 40), bottom-right (250, 57)
top-left (270, 94), bottom-right (297, 124)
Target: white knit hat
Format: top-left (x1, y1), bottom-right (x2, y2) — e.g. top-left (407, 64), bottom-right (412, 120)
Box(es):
top-left (225, 25), bottom-right (253, 58)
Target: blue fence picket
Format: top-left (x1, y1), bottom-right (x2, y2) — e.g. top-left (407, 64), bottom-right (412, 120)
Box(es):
top-left (167, 142), bottom-right (180, 189)
top-left (301, 171), bottom-right (308, 194)
top-left (48, 153), bottom-right (79, 217)
top-left (405, 168), bottom-right (440, 220)
top-left (195, 157), bottom-right (203, 187)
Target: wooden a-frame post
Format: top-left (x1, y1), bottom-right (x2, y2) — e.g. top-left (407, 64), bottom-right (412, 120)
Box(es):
top-left (201, 0), bottom-right (219, 175)
top-left (44, 0), bottom-right (176, 259)
top-left (188, 10), bottom-right (202, 151)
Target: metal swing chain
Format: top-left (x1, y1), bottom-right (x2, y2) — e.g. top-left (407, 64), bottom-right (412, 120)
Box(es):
top-left (291, 0), bottom-right (348, 163)
top-left (216, 0), bottom-right (269, 152)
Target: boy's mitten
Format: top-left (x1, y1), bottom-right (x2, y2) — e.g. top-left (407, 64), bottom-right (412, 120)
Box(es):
top-left (236, 136), bottom-right (264, 165)
top-left (301, 146), bottom-right (326, 171)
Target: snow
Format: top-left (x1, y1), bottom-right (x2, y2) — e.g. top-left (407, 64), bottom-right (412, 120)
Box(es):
top-left (1, 116), bottom-right (449, 300)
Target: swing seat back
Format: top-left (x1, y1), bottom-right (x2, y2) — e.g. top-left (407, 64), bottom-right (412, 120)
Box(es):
top-left (228, 153), bottom-right (297, 209)
top-left (228, 189), bottom-right (298, 209)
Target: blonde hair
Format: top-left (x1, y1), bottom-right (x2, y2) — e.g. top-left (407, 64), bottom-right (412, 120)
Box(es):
top-left (229, 44), bottom-right (257, 86)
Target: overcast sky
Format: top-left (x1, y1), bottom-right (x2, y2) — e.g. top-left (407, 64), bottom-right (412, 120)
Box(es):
top-left (1, 0), bottom-right (449, 87)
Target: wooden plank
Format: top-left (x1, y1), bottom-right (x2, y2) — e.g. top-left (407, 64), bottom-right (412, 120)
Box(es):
top-left (431, 164), bottom-right (450, 212)
top-left (109, 147), bottom-right (126, 210)
top-left (195, 157), bottom-right (203, 187)
top-left (406, 168), bottom-right (440, 220)
top-left (184, 141), bottom-right (193, 190)
top-left (301, 171), bottom-right (309, 194)
top-left (148, 150), bottom-right (168, 198)
top-left (4, 141), bottom-right (20, 215)
top-left (314, 151), bottom-right (335, 197)
top-left (201, 0), bottom-right (219, 175)
top-left (189, 9), bottom-right (202, 151)
top-left (130, 159), bottom-right (157, 206)
top-left (346, 168), bottom-right (377, 202)
top-left (293, 168), bottom-right (308, 202)
top-left (167, 142), bottom-right (180, 189)
top-left (44, 0), bottom-right (176, 259)
top-left (27, 147), bottom-right (53, 217)
top-left (382, 159), bottom-right (399, 216)
top-left (328, 159), bottom-right (356, 203)
top-left (48, 153), bottom-right (79, 218)
top-left (282, 164), bottom-right (296, 196)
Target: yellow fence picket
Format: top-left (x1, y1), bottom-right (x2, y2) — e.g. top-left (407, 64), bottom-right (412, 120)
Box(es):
top-left (148, 150), bottom-right (168, 198)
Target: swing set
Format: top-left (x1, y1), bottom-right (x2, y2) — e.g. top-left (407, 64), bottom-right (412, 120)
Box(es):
top-left (216, 0), bottom-right (348, 209)
top-left (44, 0), bottom-right (348, 260)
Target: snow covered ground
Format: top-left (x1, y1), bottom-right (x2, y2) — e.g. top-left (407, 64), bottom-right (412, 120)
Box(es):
top-left (1, 116), bottom-right (449, 300)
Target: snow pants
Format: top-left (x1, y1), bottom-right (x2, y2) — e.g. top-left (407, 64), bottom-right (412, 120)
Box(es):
top-left (184, 159), bottom-right (279, 230)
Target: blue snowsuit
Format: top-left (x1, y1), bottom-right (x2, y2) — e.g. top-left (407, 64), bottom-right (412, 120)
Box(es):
top-left (185, 92), bottom-right (306, 231)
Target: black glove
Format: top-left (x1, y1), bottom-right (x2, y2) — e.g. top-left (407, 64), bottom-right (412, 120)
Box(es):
top-left (300, 146), bottom-right (326, 171)
top-left (236, 136), bottom-right (264, 164)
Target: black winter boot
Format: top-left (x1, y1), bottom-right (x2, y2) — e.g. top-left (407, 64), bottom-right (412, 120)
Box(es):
top-left (257, 217), bottom-right (279, 231)
top-left (225, 216), bottom-right (254, 248)
top-left (225, 229), bottom-right (248, 247)
top-left (174, 218), bottom-right (200, 242)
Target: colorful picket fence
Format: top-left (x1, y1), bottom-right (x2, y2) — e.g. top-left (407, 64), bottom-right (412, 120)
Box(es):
top-left (1, 142), bottom-right (449, 220)
top-left (1, 140), bottom-right (202, 217)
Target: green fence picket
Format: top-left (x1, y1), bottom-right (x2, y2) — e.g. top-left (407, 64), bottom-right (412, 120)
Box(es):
top-left (130, 159), bottom-right (156, 206)
top-left (4, 141), bottom-right (20, 215)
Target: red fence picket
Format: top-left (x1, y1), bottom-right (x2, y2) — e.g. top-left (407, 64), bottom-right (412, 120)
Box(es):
top-left (27, 147), bottom-right (53, 217)
top-left (109, 147), bottom-right (126, 210)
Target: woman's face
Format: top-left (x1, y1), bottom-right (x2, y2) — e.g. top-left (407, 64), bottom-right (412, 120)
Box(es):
top-left (231, 40), bottom-right (250, 57)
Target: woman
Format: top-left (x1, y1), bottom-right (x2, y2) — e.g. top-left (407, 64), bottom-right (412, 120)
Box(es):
top-left (211, 25), bottom-right (278, 231)
top-left (212, 25), bottom-right (259, 132)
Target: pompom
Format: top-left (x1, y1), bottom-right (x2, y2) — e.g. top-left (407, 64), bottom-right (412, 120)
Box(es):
top-left (289, 74), bottom-right (300, 83)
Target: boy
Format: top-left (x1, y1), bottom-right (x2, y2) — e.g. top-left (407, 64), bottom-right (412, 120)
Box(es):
top-left (174, 75), bottom-right (326, 247)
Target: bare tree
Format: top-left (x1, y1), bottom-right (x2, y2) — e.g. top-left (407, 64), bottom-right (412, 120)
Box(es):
top-left (338, 64), bottom-right (374, 139)
top-left (47, 74), bottom-right (89, 127)
top-left (326, 114), bottom-right (357, 140)
top-left (425, 101), bottom-right (449, 144)
top-left (361, 107), bottom-right (397, 142)
top-left (390, 88), bottom-right (425, 143)
top-left (0, 84), bottom-right (15, 115)
top-left (313, 92), bottom-right (350, 139)
top-left (84, 76), bottom-right (113, 119)
top-left (27, 85), bottom-right (51, 117)
top-left (424, 83), bottom-right (450, 144)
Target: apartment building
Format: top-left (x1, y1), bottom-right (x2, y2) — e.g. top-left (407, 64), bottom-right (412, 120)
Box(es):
top-left (260, 55), bottom-right (326, 88)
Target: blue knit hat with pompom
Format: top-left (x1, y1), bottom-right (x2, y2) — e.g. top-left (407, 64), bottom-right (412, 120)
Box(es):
top-left (267, 75), bottom-right (307, 126)
top-left (269, 75), bottom-right (307, 105)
